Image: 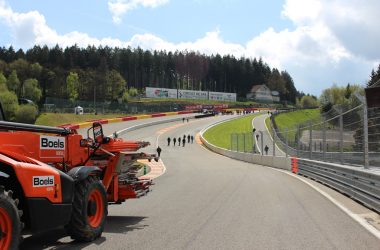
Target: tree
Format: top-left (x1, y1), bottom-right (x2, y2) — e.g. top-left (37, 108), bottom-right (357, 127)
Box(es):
top-left (15, 104), bottom-right (38, 124)
top-left (7, 70), bottom-right (20, 93)
top-left (23, 78), bottom-right (42, 103)
top-left (66, 72), bottom-right (79, 103)
top-left (105, 70), bottom-right (126, 101)
top-left (0, 72), bottom-right (7, 92)
top-left (368, 64), bottom-right (380, 87)
top-left (319, 84), bottom-right (363, 112)
top-left (300, 95), bottom-right (318, 108)
top-left (0, 90), bottom-right (19, 121)
top-left (128, 87), bottom-right (138, 97)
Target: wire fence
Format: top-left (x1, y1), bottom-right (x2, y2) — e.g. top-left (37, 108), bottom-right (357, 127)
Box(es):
top-left (272, 104), bottom-right (380, 168)
top-left (229, 98), bottom-right (380, 168)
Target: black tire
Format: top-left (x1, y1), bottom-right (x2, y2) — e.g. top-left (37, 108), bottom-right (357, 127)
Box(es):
top-left (0, 186), bottom-right (21, 250)
top-left (66, 176), bottom-right (108, 242)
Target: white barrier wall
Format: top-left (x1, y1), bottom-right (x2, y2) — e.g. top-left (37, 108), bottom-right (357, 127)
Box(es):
top-left (200, 122), bottom-right (291, 171)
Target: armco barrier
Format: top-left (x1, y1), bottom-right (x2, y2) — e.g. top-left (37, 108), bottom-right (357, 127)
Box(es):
top-left (199, 120), bottom-right (291, 171)
top-left (116, 116), bottom-right (196, 137)
top-left (200, 118), bottom-right (380, 214)
top-left (60, 110), bottom-right (197, 130)
top-left (297, 159), bottom-right (380, 213)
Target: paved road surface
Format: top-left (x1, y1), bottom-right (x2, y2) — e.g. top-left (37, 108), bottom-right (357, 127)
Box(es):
top-left (252, 114), bottom-right (285, 156)
top-left (21, 115), bottom-right (380, 249)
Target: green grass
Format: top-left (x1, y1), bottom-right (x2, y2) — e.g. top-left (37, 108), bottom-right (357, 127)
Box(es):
top-left (203, 114), bottom-right (259, 150)
top-left (270, 109), bottom-right (321, 142)
top-left (35, 113), bottom-right (126, 127)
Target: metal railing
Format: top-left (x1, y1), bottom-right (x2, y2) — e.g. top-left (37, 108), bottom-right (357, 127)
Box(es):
top-left (271, 104), bottom-right (380, 168)
top-left (297, 159), bottom-right (380, 213)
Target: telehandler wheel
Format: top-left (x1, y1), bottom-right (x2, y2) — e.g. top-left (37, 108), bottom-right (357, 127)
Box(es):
top-left (0, 186), bottom-right (21, 250)
top-left (67, 176), bottom-right (108, 242)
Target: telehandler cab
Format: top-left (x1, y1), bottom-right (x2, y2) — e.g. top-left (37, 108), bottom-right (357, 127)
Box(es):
top-left (0, 102), bottom-right (155, 249)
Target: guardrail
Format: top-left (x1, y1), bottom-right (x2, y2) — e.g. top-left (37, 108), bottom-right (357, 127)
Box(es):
top-left (297, 159), bottom-right (380, 213)
top-left (201, 116), bottom-right (380, 214)
top-left (116, 115), bottom-right (196, 137)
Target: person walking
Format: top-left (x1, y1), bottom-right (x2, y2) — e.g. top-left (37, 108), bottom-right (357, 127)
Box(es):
top-left (157, 146), bottom-right (162, 157)
top-left (182, 118), bottom-right (185, 123)
top-left (190, 135), bottom-right (194, 143)
top-left (182, 137), bottom-right (186, 147)
top-left (178, 137), bottom-right (181, 146)
top-left (187, 134), bottom-right (191, 143)
top-left (264, 145), bottom-right (269, 155)
top-left (173, 137), bottom-right (177, 146)
top-left (167, 137), bottom-right (171, 146)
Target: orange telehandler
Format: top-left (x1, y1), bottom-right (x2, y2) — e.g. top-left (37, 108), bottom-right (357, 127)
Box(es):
top-left (0, 103), bottom-right (156, 249)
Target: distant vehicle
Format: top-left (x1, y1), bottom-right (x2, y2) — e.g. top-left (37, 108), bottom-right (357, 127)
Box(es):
top-left (18, 98), bottom-right (34, 105)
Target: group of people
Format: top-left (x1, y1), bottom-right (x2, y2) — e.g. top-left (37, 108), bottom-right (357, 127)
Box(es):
top-left (167, 135), bottom-right (194, 147)
top-left (155, 134), bottom-right (194, 158)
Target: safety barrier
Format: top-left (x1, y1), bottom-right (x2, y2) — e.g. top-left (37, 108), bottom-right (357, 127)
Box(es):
top-left (297, 159), bottom-right (380, 213)
top-left (201, 117), bottom-right (380, 213)
top-left (59, 110), bottom-right (197, 130)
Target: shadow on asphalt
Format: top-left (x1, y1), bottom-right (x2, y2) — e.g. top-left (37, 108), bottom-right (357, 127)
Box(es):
top-left (20, 216), bottom-right (148, 250)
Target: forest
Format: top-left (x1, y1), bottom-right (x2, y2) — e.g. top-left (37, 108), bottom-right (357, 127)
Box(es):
top-left (0, 45), bottom-right (300, 106)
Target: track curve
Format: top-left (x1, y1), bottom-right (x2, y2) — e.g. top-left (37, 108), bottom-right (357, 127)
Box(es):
top-left (21, 115), bottom-right (380, 250)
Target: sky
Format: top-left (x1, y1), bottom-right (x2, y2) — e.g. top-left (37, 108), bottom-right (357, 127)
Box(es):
top-left (0, 0), bottom-right (379, 96)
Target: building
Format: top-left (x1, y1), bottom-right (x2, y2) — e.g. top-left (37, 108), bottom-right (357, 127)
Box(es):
top-left (246, 85), bottom-right (280, 102)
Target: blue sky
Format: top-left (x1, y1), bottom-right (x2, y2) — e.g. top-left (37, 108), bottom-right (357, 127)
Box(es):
top-left (0, 0), bottom-right (379, 96)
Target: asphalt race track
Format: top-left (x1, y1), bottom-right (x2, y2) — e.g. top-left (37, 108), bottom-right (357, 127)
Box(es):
top-left (20, 115), bottom-right (380, 249)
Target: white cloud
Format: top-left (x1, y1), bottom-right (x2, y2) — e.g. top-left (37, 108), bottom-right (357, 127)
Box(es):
top-left (108, 0), bottom-right (169, 24)
top-left (0, 0), bottom-right (379, 95)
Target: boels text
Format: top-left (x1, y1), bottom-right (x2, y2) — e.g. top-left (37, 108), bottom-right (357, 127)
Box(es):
top-left (40, 135), bottom-right (65, 150)
top-left (33, 176), bottom-right (55, 187)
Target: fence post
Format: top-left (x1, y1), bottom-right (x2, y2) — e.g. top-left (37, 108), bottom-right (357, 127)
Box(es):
top-left (297, 125), bottom-right (300, 158)
top-left (243, 133), bottom-right (246, 153)
top-left (322, 119), bottom-right (326, 162)
top-left (285, 128), bottom-right (288, 158)
top-left (339, 112), bottom-right (344, 165)
top-left (309, 121), bottom-right (312, 159)
top-left (272, 127), bottom-right (276, 156)
top-left (236, 134), bottom-right (239, 152)
top-left (230, 134), bottom-right (233, 151)
top-left (260, 131), bottom-right (264, 155)
top-left (363, 104), bottom-right (369, 169)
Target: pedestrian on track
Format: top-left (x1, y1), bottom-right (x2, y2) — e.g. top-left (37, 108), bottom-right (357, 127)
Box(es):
top-left (167, 137), bottom-right (171, 146)
top-left (191, 135), bottom-right (194, 143)
top-left (178, 137), bottom-right (181, 146)
top-left (157, 146), bottom-right (162, 157)
top-left (264, 145), bottom-right (269, 155)
top-left (182, 137), bottom-right (186, 147)
top-left (187, 134), bottom-right (190, 143)
top-left (173, 137), bottom-right (177, 146)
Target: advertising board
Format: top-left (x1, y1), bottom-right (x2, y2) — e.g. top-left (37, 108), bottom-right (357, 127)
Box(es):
top-left (146, 87), bottom-right (177, 98)
top-left (146, 87), bottom-right (236, 102)
top-left (209, 91), bottom-right (236, 102)
top-left (178, 90), bottom-right (208, 100)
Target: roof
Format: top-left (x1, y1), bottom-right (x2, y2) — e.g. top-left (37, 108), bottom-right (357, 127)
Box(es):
top-left (249, 85), bottom-right (266, 93)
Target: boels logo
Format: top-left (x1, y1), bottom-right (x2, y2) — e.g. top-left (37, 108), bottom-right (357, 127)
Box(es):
top-left (33, 176), bottom-right (54, 187)
top-left (40, 136), bottom-right (65, 150)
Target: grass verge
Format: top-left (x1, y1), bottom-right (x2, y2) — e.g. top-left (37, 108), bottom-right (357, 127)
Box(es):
top-left (270, 109), bottom-right (320, 142)
top-left (203, 114), bottom-right (259, 150)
